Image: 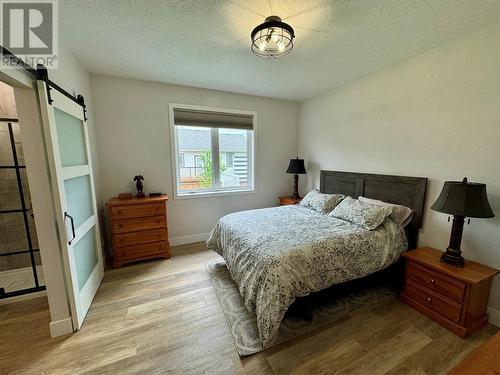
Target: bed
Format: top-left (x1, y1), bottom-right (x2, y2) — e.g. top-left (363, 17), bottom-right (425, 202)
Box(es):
top-left (206, 170), bottom-right (427, 347)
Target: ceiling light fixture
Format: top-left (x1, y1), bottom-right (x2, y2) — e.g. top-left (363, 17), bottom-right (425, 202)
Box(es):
top-left (251, 16), bottom-right (295, 59)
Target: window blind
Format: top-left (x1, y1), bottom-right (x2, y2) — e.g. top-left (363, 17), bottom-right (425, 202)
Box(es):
top-left (173, 108), bottom-right (253, 130)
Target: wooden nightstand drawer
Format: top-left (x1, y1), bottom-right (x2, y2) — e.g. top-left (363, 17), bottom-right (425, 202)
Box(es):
top-left (113, 215), bottom-right (166, 234)
top-left (111, 203), bottom-right (165, 220)
top-left (116, 241), bottom-right (169, 261)
top-left (405, 279), bottom-right (462, 323)
top-left (407, 261), bottom-right (466, 302)
top-left (115, 229), bottom-right (167, 247)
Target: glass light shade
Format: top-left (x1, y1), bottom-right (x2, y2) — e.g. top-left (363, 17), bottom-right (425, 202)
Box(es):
top-left (251, 16), bottom-right (295, 59)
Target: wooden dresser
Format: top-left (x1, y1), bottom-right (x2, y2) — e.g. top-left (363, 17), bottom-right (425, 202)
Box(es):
top-left (400, 247), bottom-right (498, 338)
top-left (106, 195), bottom-right (170, 268)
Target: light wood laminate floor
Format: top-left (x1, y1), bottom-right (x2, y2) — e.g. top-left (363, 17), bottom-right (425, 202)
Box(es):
top-left (1, 242), bottom-right (497, 374)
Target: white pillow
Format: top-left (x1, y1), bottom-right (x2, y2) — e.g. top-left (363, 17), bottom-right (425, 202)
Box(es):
top-left (358, 196), bottom-right (413, 227)
top-left (329, 196), bottom-right (393, 230)
top-left (299, 189), bottom-right (345, 214)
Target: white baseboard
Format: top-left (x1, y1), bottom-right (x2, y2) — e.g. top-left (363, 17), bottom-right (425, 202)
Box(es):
top-left (488, 306), bottom-right (500, 328)
top-left (170, 232), bottom-right (210, 247)
top-left (49, 317), bottom-right (73, 338)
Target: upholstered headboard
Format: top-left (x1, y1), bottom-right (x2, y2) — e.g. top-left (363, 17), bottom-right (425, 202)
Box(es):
top-left (320, 170), bottom-right (427, 249)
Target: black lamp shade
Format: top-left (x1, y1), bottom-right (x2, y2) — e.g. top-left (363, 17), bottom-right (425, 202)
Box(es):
top-left (286, 158), bottom-right (306, 175)
top-left (431, 178), bottom-right (494, 218)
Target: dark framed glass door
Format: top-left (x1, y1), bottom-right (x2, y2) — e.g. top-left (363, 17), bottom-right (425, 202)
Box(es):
top-left (0, 119), bottom-right (45, 298)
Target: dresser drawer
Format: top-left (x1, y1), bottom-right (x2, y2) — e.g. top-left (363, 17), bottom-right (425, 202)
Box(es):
top-left (111, 203), bottom-right (165, 220)
top-left (407, 261), bottom-right (466, 302)
top-left (405, 279), bottom-right (462, 323)
top-left (115, 229), bottom-right (167, 247)
top-left (115, 241), bottom-right (169, 261)
top-left (113, 216), bottom-right (166, 234)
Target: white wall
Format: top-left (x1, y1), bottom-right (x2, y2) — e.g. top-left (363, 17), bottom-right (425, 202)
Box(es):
top-left (90, 75), bottom-right (299, 244)
top-left (299, 22), bottom-right (500, 320)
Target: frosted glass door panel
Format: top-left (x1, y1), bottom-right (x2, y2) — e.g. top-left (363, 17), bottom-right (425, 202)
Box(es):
top-left (64, 175), bottom-right (93, 227)
top-left (54, 108), bottom-right (87, 167)
top-left (73, 227), bottom-right (98, 291)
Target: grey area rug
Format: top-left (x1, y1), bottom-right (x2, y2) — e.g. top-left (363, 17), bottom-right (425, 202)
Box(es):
top-left (206, 259), bottom-right (398, 356)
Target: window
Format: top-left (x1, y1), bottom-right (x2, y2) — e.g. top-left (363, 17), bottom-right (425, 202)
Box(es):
top-left (193, 154), bottom-right (204, 176)
top-left (194, 155), bottom-right (204, 168)
top-left (170, 104), bottom-right (255, 198)
top-left (226, 152), bottom-right (234, 167)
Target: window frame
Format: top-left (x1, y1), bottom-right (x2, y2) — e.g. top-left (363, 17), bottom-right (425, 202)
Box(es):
top-left (169, 103), bottom-right (257, 200)
top-left (178, 152), bottom-right (185, 167)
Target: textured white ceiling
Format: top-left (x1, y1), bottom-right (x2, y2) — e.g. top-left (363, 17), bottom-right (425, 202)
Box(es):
top-left (60, 0), bottom-right (500, 101)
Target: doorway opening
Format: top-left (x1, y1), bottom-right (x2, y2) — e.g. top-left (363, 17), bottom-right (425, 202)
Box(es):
top-left (0, 81), bottom-right (46, 299)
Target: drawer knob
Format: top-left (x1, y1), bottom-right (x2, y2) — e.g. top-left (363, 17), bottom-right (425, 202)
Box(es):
top-left (119, 224), bottom-right (123, 228)
top-left (430, 279), bottom-right (435, 284)
top-left (427, 297), bottom-right (431, 303)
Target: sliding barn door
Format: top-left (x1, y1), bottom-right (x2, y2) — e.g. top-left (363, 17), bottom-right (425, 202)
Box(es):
top-left (37, 81), bottom-right (104, 330)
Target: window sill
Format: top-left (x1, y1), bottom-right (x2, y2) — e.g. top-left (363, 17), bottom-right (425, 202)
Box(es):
top-left (174, 188), bottom-right (256, 200)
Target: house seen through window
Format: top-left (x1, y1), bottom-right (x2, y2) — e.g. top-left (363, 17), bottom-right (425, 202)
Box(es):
top-left (172, 106), bottom-right (255, 196)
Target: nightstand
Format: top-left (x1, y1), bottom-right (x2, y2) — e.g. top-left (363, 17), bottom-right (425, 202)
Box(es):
top-left (279, 196), bottom-right (302, 206)
top-left (400, 247), bottom-right (498, 338)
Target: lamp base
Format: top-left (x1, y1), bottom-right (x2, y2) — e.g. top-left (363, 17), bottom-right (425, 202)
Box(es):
top-left (440, 248), bottom-right (465, 267)
top-left (291, 174), bottom-right (301, 200)
top-left (440, 215), bottom-right (466, 267)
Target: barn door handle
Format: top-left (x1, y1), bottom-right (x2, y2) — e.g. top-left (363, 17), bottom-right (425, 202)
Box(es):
top-left (65, 212), bottom-right (76, 245)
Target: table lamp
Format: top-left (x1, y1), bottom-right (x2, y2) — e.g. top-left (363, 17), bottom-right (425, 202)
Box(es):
top-left (431, 177), bottom-right (494, 267)
top-left (286, 157), bottom-right (307, 199)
